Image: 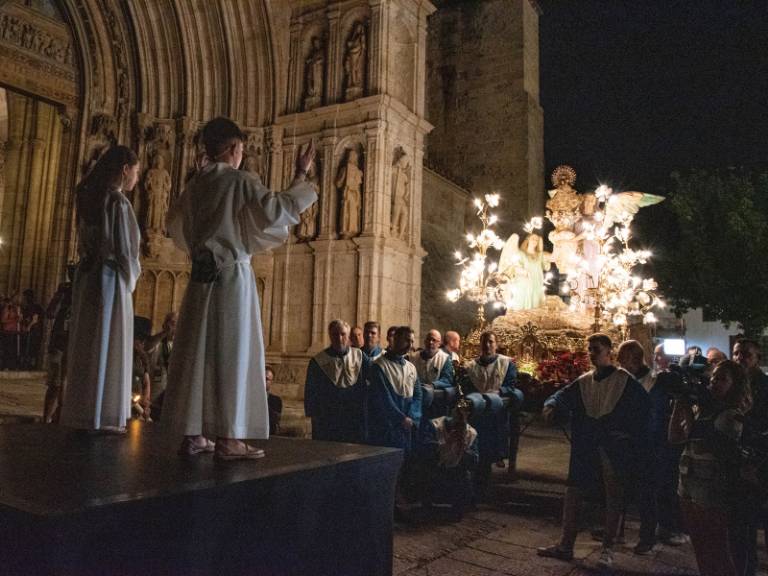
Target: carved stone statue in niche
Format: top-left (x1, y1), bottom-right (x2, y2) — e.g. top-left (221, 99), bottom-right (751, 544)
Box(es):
top-left (303, 36), bottom-right (325, 111)
top-left (242, 132), bottom-right (266, 180)
top-left (82, 114), bottom-right (117, 174)
top-left (144, 153), bottom-right (172, 236)
top-left (390, 152), bottom-right (411, 239)
top-left (336, 149), bottom-right (363, 239)
top-left (297, 162), bottom-right (320, 241)
top-left (152, 124), bottom-right (174, 155)
top-left (343, 22), bottom-right (367, 101)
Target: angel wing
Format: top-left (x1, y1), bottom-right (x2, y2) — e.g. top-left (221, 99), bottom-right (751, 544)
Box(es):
top-left (498, 233), bottom-right (522, 279)
top-left (604, 192), bottom-right (664, 227)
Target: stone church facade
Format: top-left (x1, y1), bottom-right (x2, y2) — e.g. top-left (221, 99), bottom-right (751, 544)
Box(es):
top-left (0, 0), bottom-right (541, 411)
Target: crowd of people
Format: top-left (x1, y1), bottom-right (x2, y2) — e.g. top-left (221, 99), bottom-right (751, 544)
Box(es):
top-left (25, 113), bottom-right (767, 572)
top-left (0, 289), bottom-right (46, 370)
top-left (304, 320), bottom-right (523, 520)
top-left (537, 337), bottom-right (768, 575)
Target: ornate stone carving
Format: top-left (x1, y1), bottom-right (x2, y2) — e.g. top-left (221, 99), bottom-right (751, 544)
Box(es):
top-left (243, 131), bottom-right (266, 181)
top-left (303, 36), bottom-right (324, 111)
top-left (343, 22), bottom-right (367, 101)
top-left (390, 151), bottom-right (410, 239)
top-left (336, 148), bottom-right (363, 239)
top-left (0, 13), bottom-right (73, 66)
top-left (297, 161), bottom-right (320, 242)
top-left (83, 113), bottom-right (117, 174)
top-left (144, 153), bottom-right (171, 236)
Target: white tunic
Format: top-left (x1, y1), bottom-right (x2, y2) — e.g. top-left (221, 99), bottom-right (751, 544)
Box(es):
top-left (314, 347), bottom-right (364, 388)
top-left (61, 189), bottom-right (141, 430)
top-left (163, 163), bottom-right (316, 439)
top-left (466, 355), bottom-right (512, 394)
top-left (374, 355), bottom-right (417, 398)
top-left (409, 349), bottom-right (450, 386)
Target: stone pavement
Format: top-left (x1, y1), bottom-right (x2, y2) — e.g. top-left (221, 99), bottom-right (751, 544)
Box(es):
top-left (0, 371), bottom-right (46, 423)
top-left (393, 418), bottom-right (768, 576)
top-left (393, 507), bottom-right (703, 576)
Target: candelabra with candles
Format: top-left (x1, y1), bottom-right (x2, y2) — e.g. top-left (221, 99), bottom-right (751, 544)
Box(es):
top-left (446, 193), bottom-right (507, 327)
top-left (563, 184), bottom-right (664, 338)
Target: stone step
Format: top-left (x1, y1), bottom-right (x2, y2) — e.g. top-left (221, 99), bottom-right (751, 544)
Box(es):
top-left (277, 399), bottom-right (310, 438)
top-left (0, 371), bottom-right (46, 421)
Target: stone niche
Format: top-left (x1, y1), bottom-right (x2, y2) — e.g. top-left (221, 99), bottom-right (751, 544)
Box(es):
top-left (267, 0), bottom-right (435, 400)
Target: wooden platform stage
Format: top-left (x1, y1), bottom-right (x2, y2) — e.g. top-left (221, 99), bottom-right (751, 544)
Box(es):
top-left (0, 421), bottom-right (403, 576)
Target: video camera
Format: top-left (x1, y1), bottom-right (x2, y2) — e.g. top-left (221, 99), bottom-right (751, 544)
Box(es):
top-left (656, 354), bottom-right (711, 405)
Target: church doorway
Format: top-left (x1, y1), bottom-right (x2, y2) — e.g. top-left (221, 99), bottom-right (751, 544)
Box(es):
top-left (0, 0), bottom-right (80, 302)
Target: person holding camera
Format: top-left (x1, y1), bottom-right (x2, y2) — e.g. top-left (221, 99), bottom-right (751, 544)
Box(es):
top-left (733, 339), bottom-right (768, 576)
top-left (618, 341), bottom-right (686, 554)
top-left (669, 360), bottom-right (753, 576)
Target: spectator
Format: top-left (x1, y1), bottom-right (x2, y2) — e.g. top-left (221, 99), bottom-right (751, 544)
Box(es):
top-left (266, 365), bottom-right (282, 436)
top-left (669, 360), bottom-right (753, 576)
top-left (145, 312), bottom-right (177, 420)
top-left (707, 347), bottom-right (728, 367)
top-left (132, 317), bottom-right (152, 422)
top-left (20, 289), bottom-right (44, 369)
top-left (618, 341), bottom-right (686, 554)
top-left (732, 338), bottom-right (768, 575)
top-left (1, 293), bottom-right (21, 370)
top-left (43, 272), bottom-right (74, 423)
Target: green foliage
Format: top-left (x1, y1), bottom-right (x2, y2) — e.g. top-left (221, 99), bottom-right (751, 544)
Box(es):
top-left (652, 169), bottom-right (768, 337)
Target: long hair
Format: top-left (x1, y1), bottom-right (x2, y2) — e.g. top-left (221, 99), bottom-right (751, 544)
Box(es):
top-left (76, 145), bottom-right (138, 226)
top-left (713, 359), bottom-right (752, 413)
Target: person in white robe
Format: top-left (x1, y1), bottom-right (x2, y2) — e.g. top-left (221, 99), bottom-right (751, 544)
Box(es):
top-left (163, 117), bottom-right (317, 460)
top-left (61, 146), bottom-right (142, 433)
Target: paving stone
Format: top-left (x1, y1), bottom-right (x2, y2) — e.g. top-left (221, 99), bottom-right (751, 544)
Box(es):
top-left (393, 556), bottom-right (418, 575)
top-left (456, 540), bottom-right (575, 576)
top-left (416, 556), bottom-right (509, 576)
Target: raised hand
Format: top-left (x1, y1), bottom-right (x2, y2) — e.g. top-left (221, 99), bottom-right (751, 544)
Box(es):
top-left (296, 140), bottom-right (316, 176)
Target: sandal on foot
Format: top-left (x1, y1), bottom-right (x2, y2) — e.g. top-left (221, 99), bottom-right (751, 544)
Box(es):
top-left (178, 437), bottom-right (215, 456)
top-left (214, 442), bottom-right (265, 461)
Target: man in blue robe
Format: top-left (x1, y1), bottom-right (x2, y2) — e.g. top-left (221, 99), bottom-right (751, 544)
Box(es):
top-left (462, 331), bottom-right (522, 491)
top-left (538, 333), bottom-right (651, 570)
top-left (304, 319), bottom-right (370, 443)
top-left (410, 329), bottom-right (456, 419)
top-left (367, 326), bottom-right (422, 455)
top-left (361, 321), bottom-right (383, 360)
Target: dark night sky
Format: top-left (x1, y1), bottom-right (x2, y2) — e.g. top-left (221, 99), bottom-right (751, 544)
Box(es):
top-left (539, 0), bottom-right (768, 195)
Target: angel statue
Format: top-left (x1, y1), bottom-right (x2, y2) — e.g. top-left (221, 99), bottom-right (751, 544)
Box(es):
top-left (602, 189), bottom-right (664, 229)
top-left (498, 232), bottom-right (551, 311)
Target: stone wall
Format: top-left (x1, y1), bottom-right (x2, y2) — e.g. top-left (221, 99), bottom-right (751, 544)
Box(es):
top-left (425, 0), bottom-right (544, 235)
top-left (420, 167), bottom-right (477, 337)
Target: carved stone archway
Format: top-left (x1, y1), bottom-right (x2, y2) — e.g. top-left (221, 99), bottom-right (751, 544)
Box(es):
top-left (0, 0), bottom-right (281, 321)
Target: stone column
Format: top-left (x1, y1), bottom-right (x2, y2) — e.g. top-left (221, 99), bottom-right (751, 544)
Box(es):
top-left (307, 238), bottom-right (332, 350)
top-left (362, 123), bottom-right (384, 236)
top-left (368, 0), bottom-right (389, 95)
top-left (175, 116), bottom-right (197, 197)
top-left (317, 134), bottom-right (337, 240)
top-left (325, 6), bottom-right (342, 103)
top-left (265, 125), bottom-right (283, 190)
top-left (287, 20), bottom-right (303, 113)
